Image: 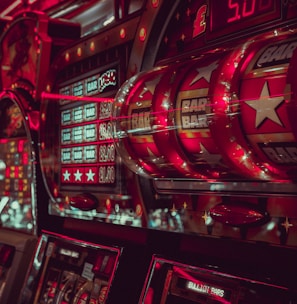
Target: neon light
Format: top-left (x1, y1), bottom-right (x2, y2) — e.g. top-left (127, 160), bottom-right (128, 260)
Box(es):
top-left (90, 41), bottom-right (95, 51)
top-left (0, 0), bottom-right (21, 17)
top-left (193, 5), bottom-right (207, 38)
top-left (151, 0), bottom-right (159, 8)
top-left (41, 92), bottom-right (114, 103)
top-left (120, 28), bottom-right (126, 39)
top-left (139, 27), bottom-right (146, 42)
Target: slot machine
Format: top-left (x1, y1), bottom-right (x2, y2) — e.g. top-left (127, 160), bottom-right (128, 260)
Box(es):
top-left (0, 10), bottom-right (80, 303)
top-left (20, 1), bottom-right (160, 303)
top-left (112, 0), bottom-right (297, 302)
top-left (16, 0), bottom-right (297, 303)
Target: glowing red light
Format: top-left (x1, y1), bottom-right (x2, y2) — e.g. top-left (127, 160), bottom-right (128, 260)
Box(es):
top-left (120, 28), bottom-right (126, 39)
top-left (65, 52), bottom-right (70, 62)
top-left (90, 41), bottom-right (95, 51)
top-left (139, 27), bottom-right (146, 41)
top-left (151, 0), bottom-right (159, 8)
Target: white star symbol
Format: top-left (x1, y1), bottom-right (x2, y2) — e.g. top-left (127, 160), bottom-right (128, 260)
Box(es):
top-left (63, 170), bottom-right (71, 181)
top-left (245, 81), bottom-right (284, 128)
top-left (86, 169), bottom-right (95, 181)
top-left (139, 76), bottom-right (161, 97)
top-left (190, 61), bottom-right (218, 85)
top-left (200, 143), bottom-right (222, 167)
top-left (74, 169), bottom-right (83, 181)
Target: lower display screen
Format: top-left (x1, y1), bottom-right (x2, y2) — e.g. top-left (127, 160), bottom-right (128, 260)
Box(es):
top-left (21, 232), bottom-right (121, 304)
top-left (140, 257), bottom-right (297, 303)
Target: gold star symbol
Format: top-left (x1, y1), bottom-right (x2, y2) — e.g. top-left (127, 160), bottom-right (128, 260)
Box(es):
top-left (281, 217), bottom-right (293, 233)
top-left (202, 210), bottom-right (209, 223)
top-left (245, 81), bottom-right (284, 128)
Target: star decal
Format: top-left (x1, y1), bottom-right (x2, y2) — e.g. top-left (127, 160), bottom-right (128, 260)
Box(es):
top-left (63, 170), bottom-right (71, 181)
top-left (190, 61), bottom-right (218, 86)
top-left (245, 81), bottom-right (284, 128)
top-left (86, 169), bottom-right (95, 181)
top-left (74, 169), bottom-right (83, 181)
top-left (139, 76), bottom-right (161, 98)
top-left (281, 217), bottom-right (293, 233)
top-left (200, 143), bottom-right (222, 167)
top-left (202, 210), bottom-right (213, 225)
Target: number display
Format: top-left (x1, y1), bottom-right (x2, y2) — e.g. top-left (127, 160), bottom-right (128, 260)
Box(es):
top-left (210, 0), bottom-right (280, 36)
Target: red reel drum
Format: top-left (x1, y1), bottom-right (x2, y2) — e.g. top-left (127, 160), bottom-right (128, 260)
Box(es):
top-left (239, 33), bottom-right (297, 179)
top-left (113, 66), bottom-right (184, 178)
top-left (287, 40), bottom-right (297, 165)
top-left (152, 54), bottom-right (241, 179)
top-left (210, 30), bottom-right (297, 180)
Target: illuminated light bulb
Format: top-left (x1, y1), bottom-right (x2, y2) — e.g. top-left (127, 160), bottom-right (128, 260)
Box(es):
top-left (139, 27), bottom-right (147, 41)
top-left (11, 200), bottom-right (19, 209)
top-left (46, 84), bottom-right (51, 92)
top-left (90, 41), bottom-right (95, 51)
top-left (151, 0), bottom-right (159, 8)
top-left (266, 221), bottom-right (275, 231)
top-left (120, 28), bottom-right (126, 39)
top-left (53, 187), bottom-right (59, 197)
top-left (136, 204), bottom-right (143, 216)
top-left (77, 47), bottom-right (82, 57)
top-left (65, 52), bottom-right (70, 62)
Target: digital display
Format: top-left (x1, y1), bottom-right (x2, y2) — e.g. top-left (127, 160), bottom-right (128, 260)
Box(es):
top-left (210, 0), bottom-right (281, 37)
top-left (60, 101), bottom-right (116, 186)
top-left (58, 70), bottom-right (118, 188)
top-left (141, 257), bottom-right (297, 303)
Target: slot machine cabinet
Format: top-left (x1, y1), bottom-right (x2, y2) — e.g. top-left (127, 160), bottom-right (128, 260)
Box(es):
top-left (15, 1), bottom-right (297, 303)
top-left (112, 0), bottom-right (297, 302)
top-left (23, 2), bottom-right (163, 303)
top-left (0, 10), bottom-right (80, 304)
top-left (140, 256), bottom-right (297, 303)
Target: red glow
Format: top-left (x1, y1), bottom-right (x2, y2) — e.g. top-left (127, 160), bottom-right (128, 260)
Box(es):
top-left (120, 28), bottom-right (126, 39)
top-left (193, 4), bottom-right (207, 38)
top-left (17, 139), bottom-right (24, 152)
top-left (5, 167), bottom-right (10, 178)
top-left (90, 41), bottom-right (95, 51)
top-left (41, 92), bottom-right (114, 103)
top-left (139, 27), bottom-right (146, 41)
top-left (210, 0), bottom-right (278, 35)
top-left (22, 153), bottom-right (29, 165)
top-left (151, 0), bottom-right (159, 8)
top-left (65, 52), bottom-right (70, 62)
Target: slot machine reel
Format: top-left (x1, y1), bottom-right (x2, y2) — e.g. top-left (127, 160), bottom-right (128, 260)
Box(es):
top-left (112, 65), bottom-right (205, 179)
top-left (210, 29), bottom-right (297, 180)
